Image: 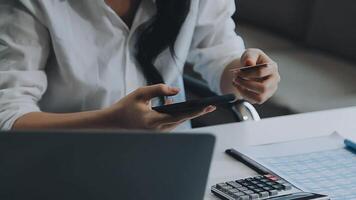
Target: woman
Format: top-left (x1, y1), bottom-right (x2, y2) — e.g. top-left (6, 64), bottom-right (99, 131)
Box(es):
top-left (0, 0), bottom-right (280, 131)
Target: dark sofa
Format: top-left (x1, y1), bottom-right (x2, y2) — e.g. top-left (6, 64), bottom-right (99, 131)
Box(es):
top-left (185, 0), bottom-right (356, 128)
top-left (236, 0), bottom-right (356, 113)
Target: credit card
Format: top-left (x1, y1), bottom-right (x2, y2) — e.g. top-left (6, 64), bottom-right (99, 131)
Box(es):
top-left (230, 63), bottom-right (269, 72)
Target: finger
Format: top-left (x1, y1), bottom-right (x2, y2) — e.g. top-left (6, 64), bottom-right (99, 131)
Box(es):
top-left (156, 105), bottom-right (216, 125)
top-left (134, 84), bottom-right (180, 102)
top-left (260, 75), bottom-right (280, 98)
top-left (261, 73), bottom-right (281, 89)
top-left (241, 49), bottom-right (260, 66)
top-left (164, 98), bottom-right (174, 105)
top-left (233, 77), bottom-right (266, 94)
top-left (241, 48), bottom-right (274, 66)
top-left (237, 63), bottom-right (277, 79)
top-left (159, 123), bottom-right (182, 132)
top-left (234, 73), bottom-right (280, 95)
top-left (165, 106), bottom-right (216, 123)
top-left (233, 83), bottom-right (268, 104)
top-left (158, 108), bottom-right (211, 132)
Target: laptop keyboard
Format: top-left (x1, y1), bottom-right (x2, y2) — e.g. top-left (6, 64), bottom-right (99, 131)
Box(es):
top-left (211, 174), bottom-right (295, 200)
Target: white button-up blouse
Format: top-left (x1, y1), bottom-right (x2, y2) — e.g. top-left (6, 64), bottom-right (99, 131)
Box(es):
top-left (0, 0), bottom-right (245, 130)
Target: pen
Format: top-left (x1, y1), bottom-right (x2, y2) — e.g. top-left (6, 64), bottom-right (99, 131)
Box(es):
top-left (344, 139), bottom-right (356, 152)
top-left (225, 148), bottom-right (271, 175)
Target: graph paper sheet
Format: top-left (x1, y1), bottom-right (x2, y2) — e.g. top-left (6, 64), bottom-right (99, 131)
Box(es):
top-left (238, 133), bottom-right (356, 200)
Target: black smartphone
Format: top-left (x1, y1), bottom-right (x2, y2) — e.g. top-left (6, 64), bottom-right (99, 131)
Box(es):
top-left (152, 94), bottom-right (237, 114)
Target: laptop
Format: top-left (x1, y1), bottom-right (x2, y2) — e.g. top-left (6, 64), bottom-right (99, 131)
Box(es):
top-left (0, 131), bottom-right (215, 200)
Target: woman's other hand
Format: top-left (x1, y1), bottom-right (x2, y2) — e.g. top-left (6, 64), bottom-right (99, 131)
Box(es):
top-left (221, 48), bottom-right (280, 104)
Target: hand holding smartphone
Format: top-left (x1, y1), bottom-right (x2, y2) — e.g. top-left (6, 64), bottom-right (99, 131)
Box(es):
top-left (152, 94), bottom-right (237, 114)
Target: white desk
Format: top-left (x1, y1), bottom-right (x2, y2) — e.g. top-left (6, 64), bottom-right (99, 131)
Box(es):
top-left (191, 107), bottom-right (356, 200)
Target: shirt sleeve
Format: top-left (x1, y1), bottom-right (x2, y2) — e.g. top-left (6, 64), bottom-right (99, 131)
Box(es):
top-left (0, 2), bottom-right (49, 130)
top-left (187, 0), bottom-right (245, 94)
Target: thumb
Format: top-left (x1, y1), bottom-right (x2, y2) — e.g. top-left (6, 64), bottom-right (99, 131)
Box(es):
top-left (241, 49), bottom-right (259, 66)
top-left (135, 84), bottom-right (180, 102)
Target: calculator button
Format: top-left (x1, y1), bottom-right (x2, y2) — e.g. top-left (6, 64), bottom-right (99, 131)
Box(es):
top-left (247, 185), bottom-right (257, 190)
top-left (259, 191), bottom-right (269, 198)
top-left (239, 181), bottom-right (249, 186)
top-left (253, 188), bottom-right (264, 193)
top-left (228, 188), bottom-right (240, 194)
top-left (228, 181), bottom-right (243, 188)
top-left (272, 185), bottom-right (284, 191)
top-left (234, 191), bottom-right (245, 196)
top-left (263, 186), bottom-right (273, 191)
top-left (260, 178), bottom-right (268, 182)
top-left (243, 190), bottom-right (254, 195)
top-left (282, 184), bottom-right (292, 190)
top-left (216, 184), bottom-right (233, 192)
top-left (238, 195), bottom-right (250, 200)
top-left (276, 180), bottom-right (286, 184)
top-left (236, 180), bottom-right (245, 184)
top-left (265, 182), bottom-right (274, 186)
top-left (216, 183), bottom-right (228, 189)
top-left (230, 192), bottom-right (245, 199)
top-left (249, 193), bottom-right (259, 200)
top-left (239, 187), bottom-right (248, 191)
top-left (224, 186), bottom-right (234, 191)
top-left (269, 190), bottom-right (278, 196)
top-left (233, 192), bottom-right (246, 196)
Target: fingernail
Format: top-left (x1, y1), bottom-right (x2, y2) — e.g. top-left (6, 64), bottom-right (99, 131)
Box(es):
top-left (164, 97), bottom-right (174, 105)
top-left (246, 59), bottom-right (255, 66)
top-left (206, 105), bottom-right (216, 113)
top-left (232, 80), bottom-right (238, 87)
top-left (170, 87), bottom-right (180, 93)
top-left (233, 79), bottom-right (240, 85)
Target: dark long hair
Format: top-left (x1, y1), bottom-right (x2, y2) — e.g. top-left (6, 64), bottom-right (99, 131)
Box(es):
top-left (136, 0), bottom-right (191, 103)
